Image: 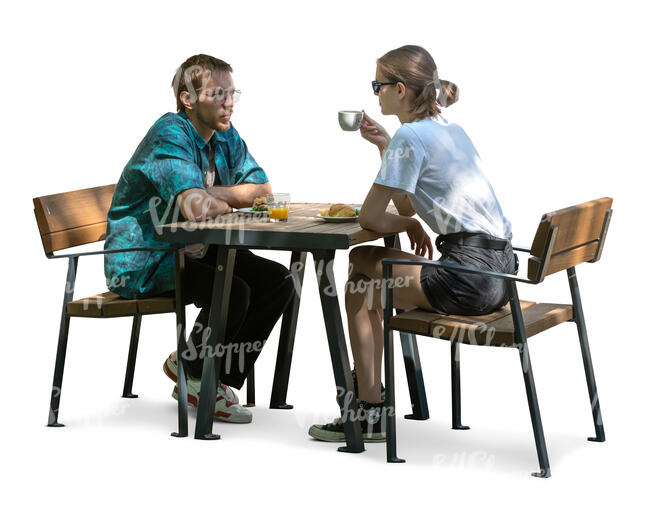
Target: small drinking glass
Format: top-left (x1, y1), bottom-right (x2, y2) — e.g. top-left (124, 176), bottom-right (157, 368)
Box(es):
top-left (266, 193), bottom-right (291, 222)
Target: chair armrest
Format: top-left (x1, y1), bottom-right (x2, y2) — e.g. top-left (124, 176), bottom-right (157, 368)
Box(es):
top-left (46, 246), bottom-right (176, 260)
top-left (512, 245), bottom-right (530, 253)
top-left (381, 258), bottom-right (537, 285)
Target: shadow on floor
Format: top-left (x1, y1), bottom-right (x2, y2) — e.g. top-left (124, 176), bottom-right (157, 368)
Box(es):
top-left (84, 396), bottom-right (594, 476)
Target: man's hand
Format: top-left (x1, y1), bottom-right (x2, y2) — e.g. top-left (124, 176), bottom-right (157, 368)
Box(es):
top-left (207, 182), bottom-right (272, 209)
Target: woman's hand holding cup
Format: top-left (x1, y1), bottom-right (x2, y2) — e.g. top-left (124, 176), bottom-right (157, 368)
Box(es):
top-left (360, 111), bottom-right (391, 153)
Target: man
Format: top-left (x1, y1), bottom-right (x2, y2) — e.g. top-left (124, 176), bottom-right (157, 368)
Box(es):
top-left (104, 54), bottom-right (295, 423)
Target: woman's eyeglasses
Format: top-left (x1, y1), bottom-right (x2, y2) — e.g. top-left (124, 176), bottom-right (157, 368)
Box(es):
top-left (371, 80), bottom-right (398, 94)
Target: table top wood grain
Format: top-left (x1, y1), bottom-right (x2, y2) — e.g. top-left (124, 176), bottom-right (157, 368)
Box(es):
top-left (155, 202), bottom-right (402, 250)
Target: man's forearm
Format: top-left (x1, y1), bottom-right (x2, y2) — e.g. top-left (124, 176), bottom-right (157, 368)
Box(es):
top-left (207, 182), bottom-right (272, 209)
top-left (177, 189), bottom-right (232, 222)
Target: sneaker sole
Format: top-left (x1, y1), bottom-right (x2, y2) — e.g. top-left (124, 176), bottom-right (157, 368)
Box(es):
top-left (171, 386), bottom-right (252, 423)
top-left (308, 425), bottom-right (386, 443)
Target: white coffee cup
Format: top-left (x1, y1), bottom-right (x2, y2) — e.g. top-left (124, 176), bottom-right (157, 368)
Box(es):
top-left (338, 110), bottom-right (363, 131)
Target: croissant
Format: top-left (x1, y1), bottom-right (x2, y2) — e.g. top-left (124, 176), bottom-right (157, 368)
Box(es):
top-left (328, 203), bottom-right (356, 217)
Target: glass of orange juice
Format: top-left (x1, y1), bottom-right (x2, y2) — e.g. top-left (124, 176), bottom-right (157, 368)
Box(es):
top-left (266, 193), bottom-right (290, 222)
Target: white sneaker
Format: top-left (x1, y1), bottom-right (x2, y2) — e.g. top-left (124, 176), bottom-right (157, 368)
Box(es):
top-left (163, 353), bottom-right (252, 424)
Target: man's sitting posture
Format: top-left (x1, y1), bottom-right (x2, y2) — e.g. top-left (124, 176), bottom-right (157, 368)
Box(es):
top-left (104, 54), bottom-right (295, 423)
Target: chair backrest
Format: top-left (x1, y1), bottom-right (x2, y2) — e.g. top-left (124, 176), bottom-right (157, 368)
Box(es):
top-left (33, 184), bottom-right (116, 255)
top-left (527, 197), bottom-right (613, 282)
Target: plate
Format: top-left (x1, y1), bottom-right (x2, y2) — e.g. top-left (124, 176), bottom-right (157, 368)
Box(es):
top-left (237, 207), bottom-right (268, 215)
top-left (317, 213), bottom-right (358, 223)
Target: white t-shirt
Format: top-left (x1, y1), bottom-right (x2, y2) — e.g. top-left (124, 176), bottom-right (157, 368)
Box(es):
top-left (374, 115), bottom-right (512, 239)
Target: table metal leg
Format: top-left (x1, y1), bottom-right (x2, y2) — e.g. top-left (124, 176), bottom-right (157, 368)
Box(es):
top-left (383, 234), bottom-right (430, 420)
top-left (244, 367), bottom-right (255, 407)
top-left (194, 246), bottom-right (236, 440)
top-left (312, 249), bottom-right (364, 453)
top-left (270, 250), bottom-right (307, 409)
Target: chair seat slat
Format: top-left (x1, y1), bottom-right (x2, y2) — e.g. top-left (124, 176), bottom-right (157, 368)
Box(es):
top-left (390, 301), bottom-right (572, 346)
top-left (67, 291), bottom-right (175, 318)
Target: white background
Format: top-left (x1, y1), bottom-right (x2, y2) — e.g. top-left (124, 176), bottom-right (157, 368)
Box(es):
top-left (2, 0), bottom-right (648, 506)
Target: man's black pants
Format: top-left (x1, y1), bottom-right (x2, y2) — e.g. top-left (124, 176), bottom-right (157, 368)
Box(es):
top-left (167, 246), bottom-right (295, 389)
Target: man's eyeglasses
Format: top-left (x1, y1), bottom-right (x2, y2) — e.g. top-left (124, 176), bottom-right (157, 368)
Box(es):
top-left (202, 87), bottom-right (242, 104)
top-left (371, 80), bottom-right (399, 94)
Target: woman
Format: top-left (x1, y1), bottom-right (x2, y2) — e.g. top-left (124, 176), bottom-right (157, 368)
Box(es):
top-left (309, 45), bottom-right (516, 442)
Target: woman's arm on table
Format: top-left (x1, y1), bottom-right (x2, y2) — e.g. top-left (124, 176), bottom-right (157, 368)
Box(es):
top-left (359, 183), bottom-right (432, 259)
top-left (392, 193), bottom-right (416, 217)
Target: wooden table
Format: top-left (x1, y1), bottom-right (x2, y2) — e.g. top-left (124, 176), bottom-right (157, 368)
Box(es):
top-left (155, 203), bottom-right (429, 452)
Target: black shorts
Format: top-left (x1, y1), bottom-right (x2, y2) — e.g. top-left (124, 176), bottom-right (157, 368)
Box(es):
top-left (420, 238), bottom-right (518, 316)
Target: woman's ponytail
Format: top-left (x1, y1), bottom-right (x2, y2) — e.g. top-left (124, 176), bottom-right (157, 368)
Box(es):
top-left (377, 45), bottom-right (459, 119)
top-left (438, 79), bottom-right (459, 107)
top-left (412, 80), bottom-right (439, 119)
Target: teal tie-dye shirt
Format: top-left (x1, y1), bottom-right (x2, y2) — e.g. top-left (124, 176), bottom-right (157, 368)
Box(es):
top-left (104, 111), bottom-right (268, 299)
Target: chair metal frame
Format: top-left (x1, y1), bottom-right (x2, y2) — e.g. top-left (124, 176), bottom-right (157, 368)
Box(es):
top-left (44, 246), bottom-right (195, 434)
top-left (381, 208), bottom-right (612, 477)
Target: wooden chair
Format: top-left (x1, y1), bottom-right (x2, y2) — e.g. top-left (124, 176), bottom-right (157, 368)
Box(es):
top-left (381, 197), bottom-right (612, 477)
top-left (34, 184), bottom-right (246, 435)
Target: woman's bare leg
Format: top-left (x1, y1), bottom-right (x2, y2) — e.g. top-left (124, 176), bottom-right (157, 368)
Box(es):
top-left (345, 275), bottom-right (384, 402)
top-left (345, 245), bottom-right (436, 402)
